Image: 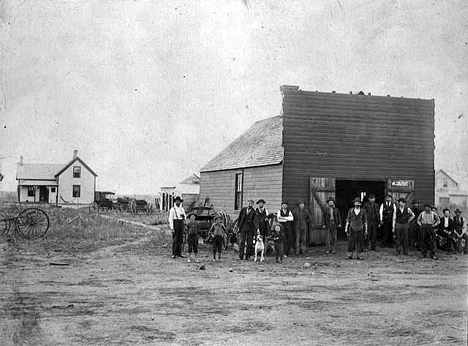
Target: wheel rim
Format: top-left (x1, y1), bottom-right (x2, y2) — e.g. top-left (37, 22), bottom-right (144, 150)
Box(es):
top-left (16, 208), bottom-right (50, 239)
top-left (0, 213), bottom-right (11, 236)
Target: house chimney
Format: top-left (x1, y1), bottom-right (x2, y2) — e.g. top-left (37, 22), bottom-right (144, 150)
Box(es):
top-left (19, 156), bottom-right (24, 166)
top-left (73, 150), bottom-right (78, 159)
top-left (280, 85), bottom-right (299, 95)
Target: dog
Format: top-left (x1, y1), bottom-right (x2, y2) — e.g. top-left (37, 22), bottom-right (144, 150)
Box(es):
top-left (254, 231), bottom-right (265, 262)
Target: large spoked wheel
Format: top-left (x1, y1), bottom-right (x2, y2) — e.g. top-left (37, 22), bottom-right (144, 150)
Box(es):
top-left (15, 208), bottom-right (50, 239)
top-left (89, 201), bottom-right (99, 213)
top-left (0, 213), bottom-right (11, 236)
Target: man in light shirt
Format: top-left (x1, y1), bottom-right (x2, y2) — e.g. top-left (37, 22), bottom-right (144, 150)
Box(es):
top-left (277, 202), bottom-right (294, 258)
top-left (417, 204), bottom-right (441, 260)
top-left (168, 196), bottom-right (186, 258)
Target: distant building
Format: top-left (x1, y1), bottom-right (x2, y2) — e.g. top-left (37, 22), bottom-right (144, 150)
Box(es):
top-left (16, 150), bottom-right (97, 205)
top-left (160, 174), bottom-right (200, 211)
top-left (200, 85), bottom-right (435, 244)
top-left (435, 169), bottom-right (468, 207)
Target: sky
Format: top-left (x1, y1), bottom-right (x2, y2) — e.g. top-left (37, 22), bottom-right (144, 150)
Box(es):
top-left (0, 0), bottom-right (467, 194)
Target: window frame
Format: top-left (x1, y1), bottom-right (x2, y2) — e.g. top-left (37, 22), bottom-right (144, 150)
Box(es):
top-left (73, 166), bottom-right (81, 178)
top-left (234, 172), bottom-right (243, 210)
top-left (72, 185), bottom-right (81, 198)
top-left (27, 186), bottom-right (35, 197)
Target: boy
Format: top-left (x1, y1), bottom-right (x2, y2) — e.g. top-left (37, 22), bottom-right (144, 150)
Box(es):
top-left (345, 197), bottom-right (368, 260)
top-left (185, 213), bottom-right (199, 263)
top-left (269, 223), bottom-right (285, 263)
top-left (209, 214), bottom-right (226, 261)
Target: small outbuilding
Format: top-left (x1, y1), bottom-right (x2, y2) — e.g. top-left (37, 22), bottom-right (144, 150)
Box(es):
top-left (200, 85), bottom-right (435, 244)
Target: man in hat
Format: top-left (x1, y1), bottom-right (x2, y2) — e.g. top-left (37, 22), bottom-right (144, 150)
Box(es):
top-left (437, 208), bottom-right (455, 253)
top-left (294, 200), bottom-right (311, 255)
top-left (254, 199), bottom-right (270, 241)
top-left (323, 197), bottom-right (341, 254)
top-left (237, 199), bottom-right (256, 260)
top-left (277, 201), bottom-right (294, 257)
top-left (409, 200), bottom-right (422, 250)
top-left (453, 208), bottom-right (467, 254)
top-left (417, 204), bottom-right (441, 259)
top-left (363, 194), bottom-right (380, 251)
top-left (345, 197), bottom-right (368, 259)
top-left (394, 198), bottom-right (415, 255)
top-left (379, 194), bottom-right (396, 248)
top-left (168, 196), bottom-right (186, 258)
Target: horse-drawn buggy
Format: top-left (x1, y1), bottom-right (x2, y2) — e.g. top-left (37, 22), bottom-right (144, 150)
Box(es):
top-left (89, 191), bottom-right (123, 213)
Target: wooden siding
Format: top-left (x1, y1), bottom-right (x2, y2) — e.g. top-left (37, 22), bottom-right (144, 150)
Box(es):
top-left (199, 164), bottom-right (283, 220)
top-left (281, 90), bottom-right (435, 205)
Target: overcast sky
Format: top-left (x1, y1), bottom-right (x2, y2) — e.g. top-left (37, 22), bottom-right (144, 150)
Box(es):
top-left (0, 0), bottom-right (467, 194)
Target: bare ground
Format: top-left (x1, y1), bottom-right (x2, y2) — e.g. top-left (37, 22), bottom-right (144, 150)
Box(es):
top-left (1, 221), bottom-right (467, 346)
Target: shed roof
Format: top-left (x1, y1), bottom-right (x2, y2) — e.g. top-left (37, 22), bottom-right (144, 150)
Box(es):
top-left (16, 164), bottom-right (64, 180)
top-left (200, 116), bottom-right (283, 172)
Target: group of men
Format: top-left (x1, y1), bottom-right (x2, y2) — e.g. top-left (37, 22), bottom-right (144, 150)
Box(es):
top-left (237, 199), bottom-right (311, 260)
top-left (168, 194), bottom-right (467, 262)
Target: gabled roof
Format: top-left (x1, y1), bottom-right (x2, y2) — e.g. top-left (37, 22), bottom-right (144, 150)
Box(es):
top-left (200, 116), bottom-right (283, 172)
top-left (180, 174), bottom-right (200, 185)
top-left (436, 169), bottom-right (458, 184)
top-left (55, 157), bottom-right (97, 177)
top-left (17, 163), bottom-right (64, 180)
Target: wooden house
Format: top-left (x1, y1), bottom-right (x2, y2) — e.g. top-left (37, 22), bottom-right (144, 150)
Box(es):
top-left (200, 85), bottom-right (435, 244)
top-left (435, 169), bottom-right (468, 207)
top-left (16, 150), bottom-right (97, 205)
top-left (160, 174), bottom-right (201, 211)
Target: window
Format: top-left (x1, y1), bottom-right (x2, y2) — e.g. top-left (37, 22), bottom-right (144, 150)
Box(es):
top-left (27, 186), bottom-right (35, 197)
top-left (234, 173), bottom-right (243, 210)
top-left (73, 166), bottom-right (81, 178)
top-left (51, 187), bottom-right (56, 193)
top-left (73, 185), bottom-right (81, 198)
top-left (442, 178), bottom-right (447, 188)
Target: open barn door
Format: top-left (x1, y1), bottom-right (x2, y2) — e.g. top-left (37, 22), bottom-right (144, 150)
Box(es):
top-left (309, 177), bottom-right (336, 245)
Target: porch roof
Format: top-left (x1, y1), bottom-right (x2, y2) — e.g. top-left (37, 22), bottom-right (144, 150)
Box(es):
top-left (18, 180), bottom-right (59, 186)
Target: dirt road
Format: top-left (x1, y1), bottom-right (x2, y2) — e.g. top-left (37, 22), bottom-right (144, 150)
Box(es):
top-left (1, 230), bottom-right (467, 346)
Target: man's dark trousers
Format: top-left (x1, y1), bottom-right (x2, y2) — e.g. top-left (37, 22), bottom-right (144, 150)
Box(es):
top-left (239, 228), bottom-right (254, 260)
top-left (420, 224), bottom-right (436, 257)
top-left (172, 219), bottom-right (184, 257)
top-left (382, 222), bottom-right (393, 248)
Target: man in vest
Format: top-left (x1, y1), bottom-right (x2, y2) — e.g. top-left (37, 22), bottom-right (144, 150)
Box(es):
top-left (417, 204), bottom-right (441, 259)
top-left (409, 200), bottom-right (422, 250)
top-left (323, 197), bottom-right (341, 254)
top-left (277, 202), bottom-right (294, 258)
top-left (345, 197), bottom-right (368, 260)
top-left (453, 208), bottom-right (467, 254)
top-left (380, 194), bottom-right (396, 248)
top-left (294, 200), bottom-right (311, 255)
top-left (237, 199), bottom-right (256, 260)
top-left (254, 199), bottom-right (270, 240)
top-left (394, 197), bottom-right (415, 255)
top-left (168, 196), bottom-right (186, 258)
top-left (363, 194), bottom-right (380, 251)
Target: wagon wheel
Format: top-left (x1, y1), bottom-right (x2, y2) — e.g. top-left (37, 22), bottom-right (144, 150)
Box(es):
top-left (15, 208), bottom-right (50, 239)
top-left (89, 201), bottom-right (99, 213)
top-left (0, 213), bottom-right (11, 236)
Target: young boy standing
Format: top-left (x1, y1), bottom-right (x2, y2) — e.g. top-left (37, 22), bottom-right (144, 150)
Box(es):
top-left (269, 223), bottom-right (285, 263)
top-left (209, 215), bottom-right (226, 261)
top-left (185, 213), bottom-right (199, 263)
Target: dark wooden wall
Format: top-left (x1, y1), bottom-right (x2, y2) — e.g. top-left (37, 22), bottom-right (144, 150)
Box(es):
top-left (282, 90), bottom-right (435, 205)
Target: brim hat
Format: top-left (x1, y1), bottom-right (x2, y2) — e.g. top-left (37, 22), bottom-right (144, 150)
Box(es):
top-left (431, 206), bottom-right (438, 211)
top-left (353, 197), bottom-right (362, 205)
top-left (368, 194), bottom-right (376, 199)
top-left (173, 196), bottom-right (183, 202)
top-left (398, 197), bottom-right (406, 203)
top-left (455, 208), bottom-right (462, 213)
top-left (386, 194), bottom-right (393, 198)
top-left (412, 200), bottom-right (419, 204)
top-left (256, 199), bottom-right (266, 204)
top-left (281, 201), bottom-right (289, 205)
top-left (187, 212), bottom-right (196, 218)
top-left (247, 199), bottom-right (255, 204)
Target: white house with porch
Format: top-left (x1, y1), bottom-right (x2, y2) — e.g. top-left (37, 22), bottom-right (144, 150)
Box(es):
top-left (16, 150), bottom-right (97, 205)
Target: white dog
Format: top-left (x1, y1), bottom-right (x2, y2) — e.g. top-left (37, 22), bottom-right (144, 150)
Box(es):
top-left (254, 231), bottom-right (265, 262)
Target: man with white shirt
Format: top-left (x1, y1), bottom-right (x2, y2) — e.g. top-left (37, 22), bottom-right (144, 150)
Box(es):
top-left (168, 196), bottom-right (186, 258)
top-left (277, 202), bottom-right (294, 257)
top-left (380, 194), bottom-right (396, 248)
top-left (417, 204), bottom-right (441, 259)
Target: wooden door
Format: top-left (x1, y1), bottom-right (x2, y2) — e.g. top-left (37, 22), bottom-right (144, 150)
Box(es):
top-left (309, 177), bottom-right (336, 245)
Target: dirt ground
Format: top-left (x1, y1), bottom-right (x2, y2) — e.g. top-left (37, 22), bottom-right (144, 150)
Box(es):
top-left (1, 214), bottom-right (467, 346)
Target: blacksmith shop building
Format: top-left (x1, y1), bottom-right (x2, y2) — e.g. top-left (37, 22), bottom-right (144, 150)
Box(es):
top-left (199, 85), bottom-right (435, 242)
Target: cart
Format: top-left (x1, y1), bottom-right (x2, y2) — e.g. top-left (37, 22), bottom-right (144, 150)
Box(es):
top-left (89, 191), bottom-right (117, 213)
top-left (0, 207), bottom-right (50, 239)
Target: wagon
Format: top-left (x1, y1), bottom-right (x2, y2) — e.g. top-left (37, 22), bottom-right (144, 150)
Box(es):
top-left (1, 207), bottom-right (50, 239)
top-left (89, 191), bottom-right (118, 213)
